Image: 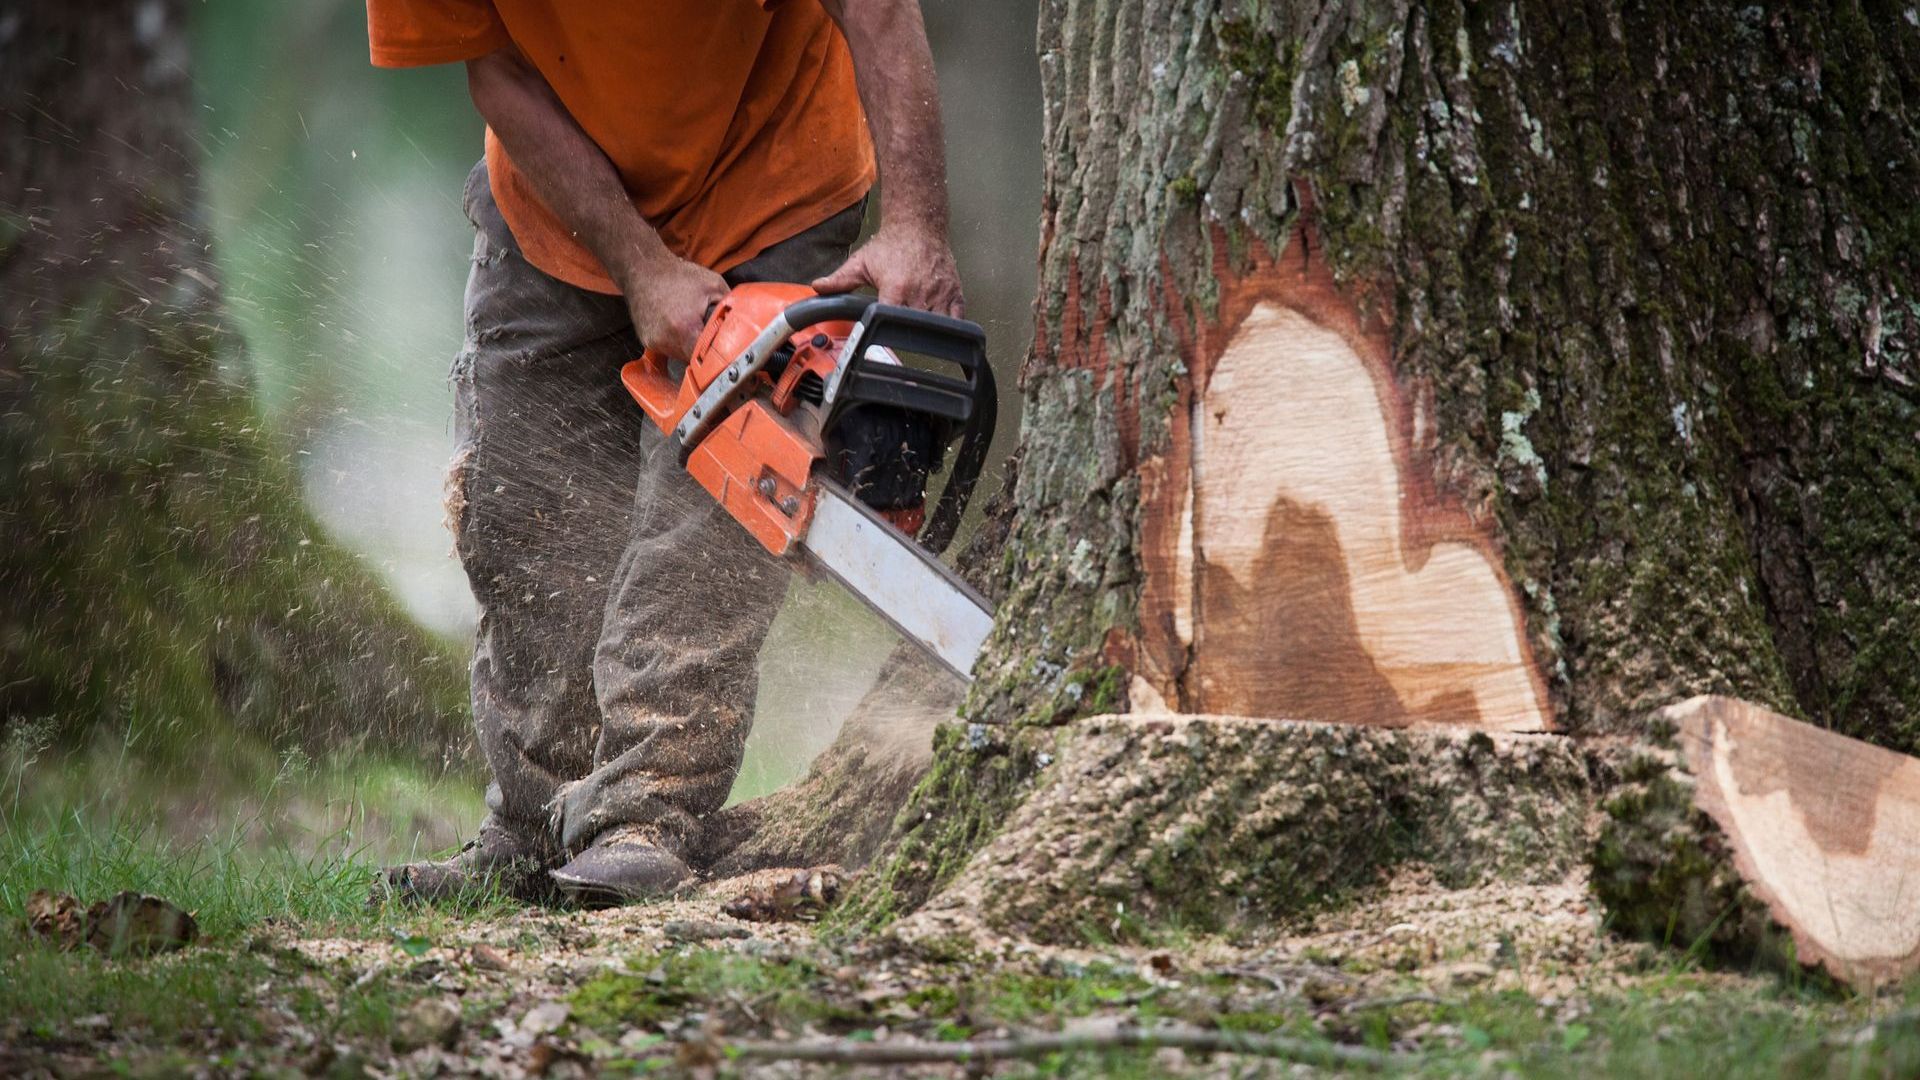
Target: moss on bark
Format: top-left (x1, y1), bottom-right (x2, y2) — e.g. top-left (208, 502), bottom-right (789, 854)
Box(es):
top-left (832, 721), bottom-right (1059, 931)
top-left (842, 0), bottom-right (1920, 934)
top-left (1588, 735), bottom-right (1801, 973)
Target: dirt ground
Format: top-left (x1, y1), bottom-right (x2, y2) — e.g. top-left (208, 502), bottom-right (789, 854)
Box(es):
top-left (8, 863), bottom-right (1733, 1077)
top-left (15, 855), bottom-right (1905, 1079)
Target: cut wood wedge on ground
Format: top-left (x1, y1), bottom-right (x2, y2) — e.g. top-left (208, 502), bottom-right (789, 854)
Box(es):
top-left (1596, 695), bottom-right (1920, 989)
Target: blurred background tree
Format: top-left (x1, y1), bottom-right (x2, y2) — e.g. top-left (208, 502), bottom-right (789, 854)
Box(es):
top-left (1, 1), bottom-right (472, 800)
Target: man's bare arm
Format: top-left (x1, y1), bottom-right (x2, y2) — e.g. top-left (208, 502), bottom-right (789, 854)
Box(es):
top-left (814, 0), bottom-right (964, 317)
top-left (465, 47), bottom-right (724, 359)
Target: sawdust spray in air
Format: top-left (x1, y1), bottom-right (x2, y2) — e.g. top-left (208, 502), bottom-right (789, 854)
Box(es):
top-left (421, 363), bottom-right (964, 801)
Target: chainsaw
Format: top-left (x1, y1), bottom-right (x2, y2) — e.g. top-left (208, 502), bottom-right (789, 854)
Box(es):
top-left (621, 283), bottom-right (997, 680)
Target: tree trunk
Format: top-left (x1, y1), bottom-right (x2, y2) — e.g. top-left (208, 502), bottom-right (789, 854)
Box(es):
top-left (836, 0), bottom-right (1920, 973)
top-left (0, 1), bottom-right (467, 766)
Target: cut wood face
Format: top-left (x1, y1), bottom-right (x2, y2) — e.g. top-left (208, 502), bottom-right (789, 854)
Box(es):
top-left (1671, 695), bottom-right (1920, 987)
top-left (1138, 220), bottom-right (1551, 732)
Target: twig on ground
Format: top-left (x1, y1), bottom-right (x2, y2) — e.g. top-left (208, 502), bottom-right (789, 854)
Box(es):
top-left (1219, 966), bottom-right (1291, 992)
top-left (1360, 923), bottom-right (1422, 950)
top-left (1342, 993), bottom-right (1444, 1013)
top-left (728, 1024), bottom-right (1404, 1070)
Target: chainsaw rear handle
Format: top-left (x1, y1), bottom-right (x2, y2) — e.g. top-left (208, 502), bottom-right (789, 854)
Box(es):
top-left (824, 303), bottom-right (997, 554)
top-left (628, 302), bottom-right (723, 429)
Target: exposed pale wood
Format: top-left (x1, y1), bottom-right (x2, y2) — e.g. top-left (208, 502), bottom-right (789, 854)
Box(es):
top-left (1668, 695), bottom-right (1920, 987)
top-left (1136, 219), bottom-right (1551, 733)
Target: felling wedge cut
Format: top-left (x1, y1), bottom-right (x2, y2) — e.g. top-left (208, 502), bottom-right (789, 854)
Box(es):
top-left (1598, 694), bottom-right (1920, 989)
top-left (1133, 213), bottom-right (1552, 733)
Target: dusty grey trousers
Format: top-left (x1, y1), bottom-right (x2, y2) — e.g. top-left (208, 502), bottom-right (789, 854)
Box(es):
top-left (448, 160), bottom-right (864, 860)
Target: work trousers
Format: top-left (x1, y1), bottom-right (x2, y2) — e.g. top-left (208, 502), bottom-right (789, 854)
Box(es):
top-left (447, 159), bottom-right (863, 860)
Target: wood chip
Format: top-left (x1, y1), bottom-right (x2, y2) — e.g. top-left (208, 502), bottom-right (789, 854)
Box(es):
top-left (26, 890), bottom-right (197, 956)
top-left (722, 867), bottom-right (846, 923)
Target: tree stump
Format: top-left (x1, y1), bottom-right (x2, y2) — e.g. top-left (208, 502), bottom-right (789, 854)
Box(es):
top-left (906, 713), bottom-right (1589, 943)
top-left (835, 0), bottom-right (1920, 950)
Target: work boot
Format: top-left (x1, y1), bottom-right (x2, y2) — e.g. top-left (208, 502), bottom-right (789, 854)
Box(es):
top-left (549, 824), bottom-right (692, 908)
top-left (371, 818), bottom-right (556, 906)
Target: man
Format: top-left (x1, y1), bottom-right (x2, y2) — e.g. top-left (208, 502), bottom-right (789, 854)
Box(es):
top-left (367, 0), bottom-right (963, 904)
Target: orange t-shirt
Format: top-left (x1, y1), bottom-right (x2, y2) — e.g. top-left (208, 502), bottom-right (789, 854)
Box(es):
top-left (367, 0), bottom-right (875, 294)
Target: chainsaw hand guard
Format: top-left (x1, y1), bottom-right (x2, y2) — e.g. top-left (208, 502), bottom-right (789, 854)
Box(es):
top-left (823, 303), bottom-right (996, 554)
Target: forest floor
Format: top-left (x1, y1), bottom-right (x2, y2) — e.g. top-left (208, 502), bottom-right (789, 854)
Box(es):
top-left (5, 818), bottom-right (1920, 1080)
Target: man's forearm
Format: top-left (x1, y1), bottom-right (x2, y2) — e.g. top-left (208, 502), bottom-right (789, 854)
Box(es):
top-left (464, 47), bottom-right (672, 288)
top-left (824, 0), bottom-right (951, 239)
top-left (813, 0), bottom-right (962, 314)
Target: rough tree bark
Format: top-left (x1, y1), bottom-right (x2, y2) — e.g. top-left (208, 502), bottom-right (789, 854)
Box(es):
top-left (822, 0), bottom-right (1920, 979)
top-left (0, 1), bottom-right (467, 765)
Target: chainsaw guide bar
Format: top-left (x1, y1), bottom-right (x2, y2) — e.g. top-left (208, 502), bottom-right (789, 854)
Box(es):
top-left (802, 481), bottom-right (994, 681)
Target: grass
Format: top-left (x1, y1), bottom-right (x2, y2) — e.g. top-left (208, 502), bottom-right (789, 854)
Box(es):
top-left (0, 740), bottom-right (499, 1069)
top-left (0, 815), bottom-right (398, 1066)
top-left (0, 806), bottom-right (376, 934)
top-left (7, 744), bottom-right (1920, 1077)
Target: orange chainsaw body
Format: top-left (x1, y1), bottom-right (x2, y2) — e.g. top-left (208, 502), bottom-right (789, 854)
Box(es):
top-left (618, 283), bottom-right (997, 679)
top-left (620, 283), bottom-right (853, 556)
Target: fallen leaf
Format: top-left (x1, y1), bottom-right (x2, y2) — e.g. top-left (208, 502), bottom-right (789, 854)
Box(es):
top-left (82, 892), bottom-right (198, 956)
top-left (664, 919), bottom-right (751, 943)
top-left (721, 867), bottom-right (846, 923)
top-left (403, 959), bottom-right (447, 983)
top-left (468, 943), bottom-right (510, 971)
top-left (392, 929), bottom-right (433, 957)
top-left (1436, 960), bottom-right (1496, 989)
top-left (521, 1000), bottom-right (570, 1036)
top-left (25, 890), bottom-right (85, 949)
top-left (391, 998), bottom-right (462, 1053)
top-left (526, 1038), bottom-right (560, 1076)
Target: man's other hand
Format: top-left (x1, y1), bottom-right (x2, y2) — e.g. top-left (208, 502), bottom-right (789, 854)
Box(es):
top-left (623, 257), bottom-right (728, 361)
top-left (812, 224), bottom-right (964, 318)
